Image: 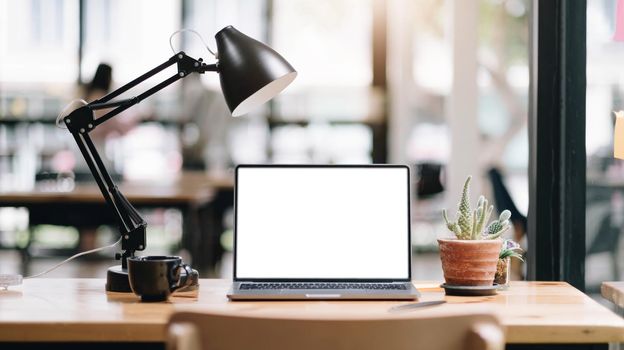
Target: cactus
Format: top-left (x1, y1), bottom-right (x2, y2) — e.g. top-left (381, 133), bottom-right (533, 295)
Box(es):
top-left (456, 176), bottom-right (473, 237)
top-left (442, 176), bottom-right (511, 240)
top-left (472, 196), bottom-right (493, 240)
top-left (483, 210), bottom-right (511, 239)
top-left (442, 209), bottom-right (462, 237)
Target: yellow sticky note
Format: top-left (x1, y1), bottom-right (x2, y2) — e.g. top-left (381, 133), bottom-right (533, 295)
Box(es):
top-left (615, 111), bottom-right (624, 159)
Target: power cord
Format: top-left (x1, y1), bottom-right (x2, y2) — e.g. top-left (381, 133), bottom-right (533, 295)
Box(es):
top-left (0, 238), bottom-right (121, 289)
top-left (169, 28), bottom-right (217, 57)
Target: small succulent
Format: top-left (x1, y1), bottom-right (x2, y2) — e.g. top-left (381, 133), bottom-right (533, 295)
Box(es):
top-left (442, 176), bottom-right (511, 240)
top-left (499, 239), bottom-right (524, 261)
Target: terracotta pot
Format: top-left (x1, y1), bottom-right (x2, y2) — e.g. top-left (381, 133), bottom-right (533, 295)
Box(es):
top-left (438, 238), bottom-right (502, 286)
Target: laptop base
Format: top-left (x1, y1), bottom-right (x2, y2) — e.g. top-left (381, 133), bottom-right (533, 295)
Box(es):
top-left (227, 282), bottom-right (420, 300)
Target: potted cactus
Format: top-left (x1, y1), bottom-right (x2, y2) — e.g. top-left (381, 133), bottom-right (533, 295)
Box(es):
top-left (438, 176), bottom-right (511, 286)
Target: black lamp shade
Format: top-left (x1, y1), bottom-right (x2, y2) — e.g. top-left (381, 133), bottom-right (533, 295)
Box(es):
top-left (215, 26), bottom-right (297, 116)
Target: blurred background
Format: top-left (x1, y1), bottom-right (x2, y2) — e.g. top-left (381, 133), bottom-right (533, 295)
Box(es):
top-left (8, 0), bottom-right (610, 290)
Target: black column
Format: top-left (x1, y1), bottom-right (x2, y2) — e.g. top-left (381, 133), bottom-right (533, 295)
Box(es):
top-left (528, 0), bottom-right (586, 290)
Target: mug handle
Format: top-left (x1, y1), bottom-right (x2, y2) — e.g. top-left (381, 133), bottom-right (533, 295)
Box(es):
top-left (171, 264), bottom-right (194, 292)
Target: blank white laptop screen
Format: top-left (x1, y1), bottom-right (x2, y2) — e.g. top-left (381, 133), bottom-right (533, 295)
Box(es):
top-left (235, 166), bottom-right (410, 280)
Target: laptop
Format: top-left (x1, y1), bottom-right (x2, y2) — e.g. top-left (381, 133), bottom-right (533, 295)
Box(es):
top-left (227, 164), bottom-right (419, 300)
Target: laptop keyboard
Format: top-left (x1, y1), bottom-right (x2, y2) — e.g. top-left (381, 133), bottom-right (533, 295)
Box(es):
top-left (239, 282), bottom-right (407, 290)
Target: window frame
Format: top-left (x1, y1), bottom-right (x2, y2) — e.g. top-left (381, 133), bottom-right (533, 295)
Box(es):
top-left (528, 0), bottom-right (586, 290)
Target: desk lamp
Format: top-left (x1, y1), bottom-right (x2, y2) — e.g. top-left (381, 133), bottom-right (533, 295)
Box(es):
top-left (61, 26), bottom-right (296, 292)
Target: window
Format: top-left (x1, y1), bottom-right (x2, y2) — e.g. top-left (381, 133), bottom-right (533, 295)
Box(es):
top-left (586, 0), bottom-right (624, 293)
top-left (81, 0), bottom-right (181, 84)
top-left (270, 0), bottom-right (377, 163)
top-left (388, 0), bottom-right (530, 257)
top-left (0, 0), bottom-right (79, 117)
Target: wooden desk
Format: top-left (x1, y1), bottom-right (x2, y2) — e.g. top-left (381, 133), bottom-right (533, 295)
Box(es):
top-left (1, 279), bottom-right (623, 349)
top-left (0, 171), bottom-right (234, 273)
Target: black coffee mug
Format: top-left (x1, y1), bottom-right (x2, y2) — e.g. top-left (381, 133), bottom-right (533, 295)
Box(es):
top-left (127, 256), bottom-right (193, 302)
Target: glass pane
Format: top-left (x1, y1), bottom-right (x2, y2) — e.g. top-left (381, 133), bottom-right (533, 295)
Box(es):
top-left (268, 0), bottom-right (376, 163)
top-left (0, 0), bottom-right (80, 192)
top-left (77, 0), bottom-right (183, 181)
top-left (406, 0), bottom-right (451, 167)
top-left (272, 0), bottom-right (372, 88)
top-left (0, 0), bottom-right (79, 118)
top-left (389, 0), bottom-right (530, 280)
top-left (180, 0), bottom-right (269, 166)
top-left (81, 0), bottom-right (181, 84)
top-left (271, 0), bottom-right (376, 122)
top-left (81, 0), bottom-right (182, 120)
top-left (586, 0), bottom-right (624, 295)
top-left (477, 0), bottom-right (529, 222)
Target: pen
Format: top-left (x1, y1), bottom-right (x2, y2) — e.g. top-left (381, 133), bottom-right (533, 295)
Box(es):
top-left (388, 300), bottom-right (447, 313)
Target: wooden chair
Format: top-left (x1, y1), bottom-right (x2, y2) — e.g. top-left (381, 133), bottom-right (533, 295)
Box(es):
top-left (167, 311), bottom-right (504, 350)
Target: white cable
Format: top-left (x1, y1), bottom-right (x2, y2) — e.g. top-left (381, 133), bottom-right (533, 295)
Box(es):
top-left (56, 99), bottom-right (88, 129)
top-left (24, 238), bottom-right (122, 279)
top-left (169, 28), bottom-right (217, 57)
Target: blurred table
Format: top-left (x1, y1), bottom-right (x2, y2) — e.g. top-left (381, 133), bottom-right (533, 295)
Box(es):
top-left (601, 281), bottom-right (624, 350)
top-left (0, 171), bottom-right (234, 275)
top-left (0, 279), bottom-right (623, 349)
top-left (602, 281), bottom-right (624, 310)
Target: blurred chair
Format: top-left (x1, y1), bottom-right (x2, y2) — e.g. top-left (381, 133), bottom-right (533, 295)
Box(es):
top-left (586, 197), bottom-right (621, 292)
top-left (487, 167), bottom-right (528, 280)
top-left (586, 210), bottom-right (621, 281)
top-left (487, 167), bottom-right (527, 241)
top-left (412, 162), bottom-right (446, 250)
top-left (167, 311), bottom-right (504, 350)
top-left (415, 162), bottom-right (445, 198)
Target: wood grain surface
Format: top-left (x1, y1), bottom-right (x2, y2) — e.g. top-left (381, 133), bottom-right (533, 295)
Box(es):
top-left (602, 281), bottom-right (624, 309)
top-left (0, 279), bottom-right (623, 344)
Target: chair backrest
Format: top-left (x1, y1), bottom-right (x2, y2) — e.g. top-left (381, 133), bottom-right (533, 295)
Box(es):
top-left (167, 311), bottom-right (504, 350)
top-left (415, 162), bottom-right (445, 197)
top-left (487, 167), bottom-right (527, 231)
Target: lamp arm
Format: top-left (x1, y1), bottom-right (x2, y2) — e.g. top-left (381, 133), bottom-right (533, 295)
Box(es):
top-left (70, 129), bottom-right (146, 268)
top-left (88, 52), bottom-right (218, 127)
top-left (62, 52), bottom-right (218, 268)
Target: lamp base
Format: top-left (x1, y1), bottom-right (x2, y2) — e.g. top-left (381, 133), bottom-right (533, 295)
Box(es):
top-left (105, 265), bottom-right (132, 292)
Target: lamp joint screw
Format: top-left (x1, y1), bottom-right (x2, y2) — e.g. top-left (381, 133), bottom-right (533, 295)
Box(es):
top-left (124, 235), bottom-right (129, 240)
top-left (65, 119), bottom-right (71, 123)
top-left (80, 128), bottom-right (85, 133)
top-left (194, 62), bottom-right (199, 67)
top-left (138, 245), bottom-right (144, 250)
top-left (179, 72), bottom-right (185, 77)
top-left (88, 123), bottom-right (93, 129)
top-left (178, 54), bottom-right (183, 59)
